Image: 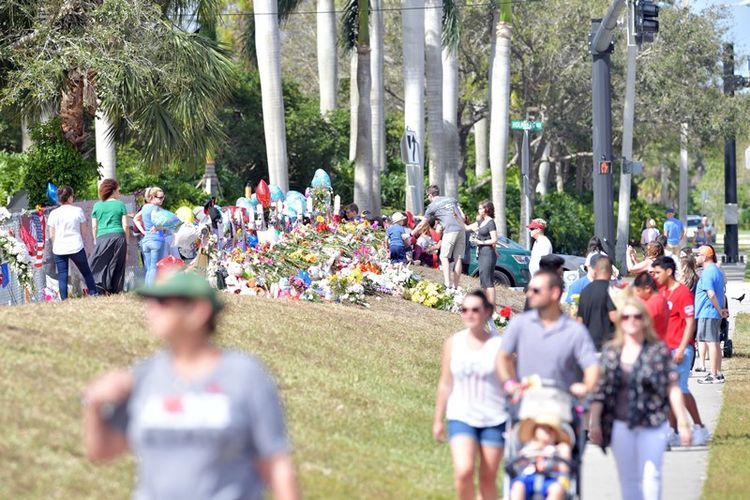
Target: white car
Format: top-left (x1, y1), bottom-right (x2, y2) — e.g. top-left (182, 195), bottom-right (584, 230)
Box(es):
top-left (685, 215), bottom-right (702, 240)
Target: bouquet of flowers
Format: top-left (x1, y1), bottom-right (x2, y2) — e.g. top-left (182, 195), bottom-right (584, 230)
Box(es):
top-left (0, 224), bottom-right (34, 290)
top-left (493, 306), bottom-right (514, 330)
top-left (404, 281), bottom-right (464, 312)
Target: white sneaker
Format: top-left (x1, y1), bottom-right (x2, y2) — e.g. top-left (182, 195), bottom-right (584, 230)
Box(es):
top-left (692, 425), bottom-right (711, 446)
top-left (668, 431), bottom-right (681, 448)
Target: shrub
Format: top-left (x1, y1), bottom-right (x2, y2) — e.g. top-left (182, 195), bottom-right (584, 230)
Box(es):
top-left (22, 119), bottom-right (99, 207)
top-left (0, 152), bottom-right (27, 205)
top-left (534, 191), bottom-right (594, 255)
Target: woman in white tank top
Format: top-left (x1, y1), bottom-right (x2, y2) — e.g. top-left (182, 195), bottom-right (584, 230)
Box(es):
top-left (434, 290), bottom-right (508, 500)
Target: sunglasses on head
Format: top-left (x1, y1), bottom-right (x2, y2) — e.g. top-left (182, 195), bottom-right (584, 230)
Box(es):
top-left (620, 313), bottom-right (644, 321)
top-left (460, 306), bottom-right (483, 315)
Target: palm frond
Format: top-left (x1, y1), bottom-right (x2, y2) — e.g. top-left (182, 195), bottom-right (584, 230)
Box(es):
top-left (100, 26), bottom-right (237, 165)
top-left (441, 0), bottom-right (460, 50)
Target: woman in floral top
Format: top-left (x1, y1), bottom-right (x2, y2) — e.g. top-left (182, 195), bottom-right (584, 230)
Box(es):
top-left (589, 296), bottom-right (691, 500)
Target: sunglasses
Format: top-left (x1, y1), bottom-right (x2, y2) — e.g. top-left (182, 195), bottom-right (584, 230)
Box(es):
top-left (620, 313), bottom-right (644, 321)
top-left (154, 195), bottom-right (165, 200)
top-left (527, 286), bottom-right (544, 295)
top-left (460, 306), bottom-right (483, 315)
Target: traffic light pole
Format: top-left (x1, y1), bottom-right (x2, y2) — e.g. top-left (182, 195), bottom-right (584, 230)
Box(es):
top-left (723, 43), bottom-right (740, 263)
top-left (589, 1), bottom-right (626, 257)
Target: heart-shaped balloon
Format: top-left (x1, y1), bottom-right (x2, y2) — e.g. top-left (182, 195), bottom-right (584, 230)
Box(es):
top-left (256, 180), bottom-right (271, 208)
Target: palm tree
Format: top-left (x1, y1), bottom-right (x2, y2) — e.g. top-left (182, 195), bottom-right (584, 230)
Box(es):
top-left (255, 0), bottom-right (290, 192)
top-left (473, 9), bottom-right (496, 179)
top-left (95, 109), bottom-right (116, 180)
top-left (2, 0), bottom-right (235, 170)
top-left (370, 0), bottom-right (385, 217)
top-left (342, 0), bottom-right (373, 212)
top-left (441, 0), bottom-right (460, 198)
top-left (425, 0), bottom-right (444, 191)
top-left (489, 1), bottom-right (512, 235)
top-left (317, 0), bottom-right (338, 115)
top-left (402, 0), bottom-right (425, 215)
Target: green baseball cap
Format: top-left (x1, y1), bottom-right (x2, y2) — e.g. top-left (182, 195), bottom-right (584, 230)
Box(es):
top-left (136, 272), bottom-right (223, 313)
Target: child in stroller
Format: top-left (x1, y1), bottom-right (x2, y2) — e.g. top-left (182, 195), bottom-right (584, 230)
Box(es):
top-left (505, 380), bottom-right (583, 500)
top-left (509, 414), bottom-right (572, 500)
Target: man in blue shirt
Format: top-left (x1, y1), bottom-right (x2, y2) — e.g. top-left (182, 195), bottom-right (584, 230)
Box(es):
top-left (695, 245), bottom-right (728, 384)
top-left (662, 208), bottom-right (685, 254)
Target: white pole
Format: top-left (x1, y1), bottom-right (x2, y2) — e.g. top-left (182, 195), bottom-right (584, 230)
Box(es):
top-left (615, 2), bottom-right (637, 267)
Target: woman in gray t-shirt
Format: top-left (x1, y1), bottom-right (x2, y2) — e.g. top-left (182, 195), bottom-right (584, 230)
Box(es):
top-left (82, 273), bottom-right (299, 500)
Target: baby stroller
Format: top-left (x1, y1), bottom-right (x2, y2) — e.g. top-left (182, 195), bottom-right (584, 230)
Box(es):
top-left (503, 378), bottom-right (588, 500)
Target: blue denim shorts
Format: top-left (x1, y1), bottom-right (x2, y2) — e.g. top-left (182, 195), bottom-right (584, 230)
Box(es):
top-left (447, 420), bottom-right (506, 448)
top-left (672, 344), bottom-right (694, 394)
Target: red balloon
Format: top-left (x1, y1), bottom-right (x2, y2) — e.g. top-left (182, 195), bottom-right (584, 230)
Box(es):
top-left (256, 180), bottom-right (271, 208)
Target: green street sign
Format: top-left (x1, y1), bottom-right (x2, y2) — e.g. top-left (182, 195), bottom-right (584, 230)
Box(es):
top-left (511, 120), bottom-right (544, 132)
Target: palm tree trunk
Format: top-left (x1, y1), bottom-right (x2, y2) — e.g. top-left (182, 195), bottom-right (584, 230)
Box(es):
top-left (402, 0), bottom-right (425, 215)
top-left (489, 10), bottom-right (511, 236)
top-left (349, 52), bottom-right (358, 162)
top-left (353, 0), bottom-right (372, 212)
top-left (21, 116), bottom-right (32, 152)
top-left (370, 0), bottom-right (385, 217)
top-left (424, 0), bottom-right (444, 192)
top-left (60, 69), bottom-right (89, 152)
top-left (95, 107), bottom-right (117, 180)
top-left (317, 0), bottom-right (338, 115)
top-left (255, 0), bottom-right (290, 192)
top-left (474, 114), bottom-right (489, 177)
top-left (442, 46), bottom-right (460, 198)
top-left (535, 141), bottom-right (551, 196)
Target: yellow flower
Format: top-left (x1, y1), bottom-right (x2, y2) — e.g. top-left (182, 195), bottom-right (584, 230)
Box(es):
top-left (316, 215), bottom-right (325, 223)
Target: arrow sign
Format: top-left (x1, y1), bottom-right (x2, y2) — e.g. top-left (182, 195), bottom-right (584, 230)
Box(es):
top-left (400, 129), bottom-right (421, 165)
top-left (511, 120), bottom-right (544, 132)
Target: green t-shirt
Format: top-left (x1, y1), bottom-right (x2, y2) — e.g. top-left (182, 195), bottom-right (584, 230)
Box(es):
top-left (92, 199), bottom-right (127, 237)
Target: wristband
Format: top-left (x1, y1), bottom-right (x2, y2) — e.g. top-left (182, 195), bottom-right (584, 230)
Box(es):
top-left (557, 475), bottom-right (571, 490)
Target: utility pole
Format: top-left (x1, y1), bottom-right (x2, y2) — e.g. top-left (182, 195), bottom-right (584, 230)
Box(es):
top-left (589, 0), bottom-right (626, 258)
top-left (594, 0), bottom-right (658, 260)
top-left (722, 43), bottom-right (747, 263)
top-left (615, 0), bottom-right (638, 267)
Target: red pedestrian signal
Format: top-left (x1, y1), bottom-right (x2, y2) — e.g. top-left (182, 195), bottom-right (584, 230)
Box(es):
top-left (599, 160), bottom-right (612, 175)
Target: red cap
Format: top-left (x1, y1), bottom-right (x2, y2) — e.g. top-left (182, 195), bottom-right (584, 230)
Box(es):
top-left (527, 220), bottom-right (546, 230)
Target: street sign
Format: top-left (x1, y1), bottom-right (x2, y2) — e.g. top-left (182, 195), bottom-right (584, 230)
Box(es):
top-left (511, 120), bottom-right (544, 132)
top-left (400, 129), bottom-right (421, 165)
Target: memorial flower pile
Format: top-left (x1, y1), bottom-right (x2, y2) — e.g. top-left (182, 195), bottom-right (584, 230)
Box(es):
top-left (215, 220), bottom-right (418, 305)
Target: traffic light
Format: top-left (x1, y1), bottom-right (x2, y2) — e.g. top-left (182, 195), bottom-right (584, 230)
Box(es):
top-left (635, 0), bottom-right (659, 45)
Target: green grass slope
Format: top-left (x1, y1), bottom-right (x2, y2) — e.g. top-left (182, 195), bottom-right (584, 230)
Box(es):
top-left (0, 293), bottom-right (465, 499)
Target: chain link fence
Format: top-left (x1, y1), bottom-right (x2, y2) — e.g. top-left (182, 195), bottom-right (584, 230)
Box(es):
top-left (0, 196), bottom-right (144, 306)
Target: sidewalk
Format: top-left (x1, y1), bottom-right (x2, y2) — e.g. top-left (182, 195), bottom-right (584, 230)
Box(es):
top-left (581, 264), bottom-right (747, 499)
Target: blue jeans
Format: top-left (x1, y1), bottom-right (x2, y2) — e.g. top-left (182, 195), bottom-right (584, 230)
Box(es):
top-left (141, 237), bottom-right (165, 286)
top-left (54, 249), bottom-right (98, 300)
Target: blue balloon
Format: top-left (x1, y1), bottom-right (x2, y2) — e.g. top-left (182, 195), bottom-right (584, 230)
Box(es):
top-left (269, 184), bottom-right (284, 202)
top-left (311, 169), bottom-right (332, 189)
top-left (47, 182), bottom-right (59, 205)
top-left (247, 234), bottom-right (259, 248)
top-left (296, 270), bottom-right (312, 286)
top-left (249, 194), bottom-right (259, 207)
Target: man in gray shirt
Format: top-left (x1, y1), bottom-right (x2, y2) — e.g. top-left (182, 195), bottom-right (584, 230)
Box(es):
top-left (498, 271), bottom-right (600, 397)
top-left (415, 185), bottom-right (467, 289)
top-left (82, 272), bottom-right (299, 500)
